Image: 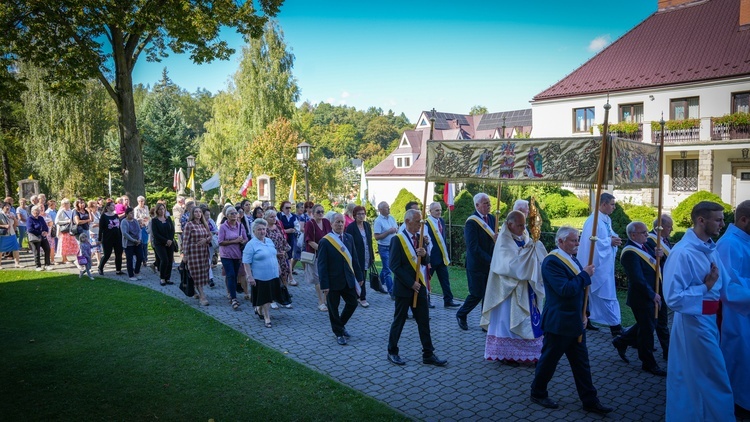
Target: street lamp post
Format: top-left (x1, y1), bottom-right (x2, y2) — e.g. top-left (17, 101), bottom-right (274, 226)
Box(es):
top-left (186, 155), bottom-right (195, 194)
top-left (296, 142), bottom-right (311, 202)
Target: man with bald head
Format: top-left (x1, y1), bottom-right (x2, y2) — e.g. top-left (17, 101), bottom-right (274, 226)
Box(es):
top-left (482, 211), bottom-right (547, 364)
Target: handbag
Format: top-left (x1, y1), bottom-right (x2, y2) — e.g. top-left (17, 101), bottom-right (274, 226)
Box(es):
top-left (178, 262), bottom-right (195, 297)
top-left (369, 261), bottom-right (385, 293)
top-left (77, 254), bottom-right (88, 266)
top-left (210, 234), bottom-right (219, 249)
top-left (279, 284), bottom-right (292, 306)
top-left (300, 251), bottom-right (315, 264)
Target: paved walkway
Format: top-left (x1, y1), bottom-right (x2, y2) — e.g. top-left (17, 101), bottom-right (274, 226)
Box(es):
top-left (14, 250), bottom-right (745, 421)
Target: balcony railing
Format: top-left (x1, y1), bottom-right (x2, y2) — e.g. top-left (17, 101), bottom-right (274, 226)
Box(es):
top-left (712, 122), bottom-right (750, 141)
top-left (653, 126), bottom-right (700, 144)
top-left (610, 123), bottom-right (642, 142)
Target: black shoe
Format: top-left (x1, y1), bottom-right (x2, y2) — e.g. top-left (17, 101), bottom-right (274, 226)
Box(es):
top-left (209, 279), bottom-right (215, 288)
top-left (422, 354), bottom-right (447, 366)
top-left (115, 271), bottom-right (124, 275)
top-left (612, 339), bottom-right (629, 363)
top-left (336, 336), bottom-right (347, 346)
top-left (642, 365), bottom-right (667, 376)
top-left (530, 396), bottom-right (559, 409)
top-left (236, 284), bottom-right (244, 293)
top-left (342, 329), bottom-right (351, 339)
top-left (582, 402), bottom-right (613, 415)
top-left (586, 321), bottom-right (599, 331)
top-left (444, 301), bottom-right (461, 308)
top-left (165, 280), bottom-right (174, 285)
top-left (456, 316), bottom-right (468, 331)
top-left (427, 302), bottom-right (436, 309)
top-left (98, 268), bottom-right (104, 276)
top-left (387, 353), bottom-right (405, 366)
top-left (610, 324), bottom-right (623, 337)
top-left (502, 359), bottom-right (520, 367)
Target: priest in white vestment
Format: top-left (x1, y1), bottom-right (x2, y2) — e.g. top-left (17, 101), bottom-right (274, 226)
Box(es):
top-left (482, 211), bottom-right (546, 363)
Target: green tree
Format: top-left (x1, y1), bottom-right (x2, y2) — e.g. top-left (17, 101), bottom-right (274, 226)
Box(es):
top-left (2, 0), bottom-right (283, 202)
top-left (364, 115), bottom-right (399, 150)
top-left (198, 90), bottom-right (244, 190)
top-left (470, 105), bottom-right (488, 115)
top-left (0, 61), bottom-right (28, 196)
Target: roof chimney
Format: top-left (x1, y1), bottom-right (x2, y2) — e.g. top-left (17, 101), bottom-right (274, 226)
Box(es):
top-left (657, 0), bottom-right (700, 11)
top-left (742, 0), bottom-right (750, 27)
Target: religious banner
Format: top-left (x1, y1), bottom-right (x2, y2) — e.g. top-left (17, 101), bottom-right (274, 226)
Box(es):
top-left (426, 136), bottom-right (659, 189)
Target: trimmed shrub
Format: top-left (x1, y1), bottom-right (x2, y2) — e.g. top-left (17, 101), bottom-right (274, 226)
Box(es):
top-left (390, 188), bottom-right (422, 223)
top-left (541, 193), bottom-right (567, 219)
top-left (624, 205), bottom-right (658, 227)
top-left (672, 191), bottom-right (732, 228)
top-left (564, 195), bottom-right (589, 217)
top-left (145, 188), bottom-right (177, 208)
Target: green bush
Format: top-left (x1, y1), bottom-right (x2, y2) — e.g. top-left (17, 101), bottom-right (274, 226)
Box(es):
top-left (564, 195), bottom-right (589, 217)
top-left (145, 188), bottom-right (177, 207)
top-left (624, 205), bottom-right (658, 227)
top-left (319, 198), bottom-right (333, 212)
top-left (672, 191), bottom-right (732, 227)
top-left (541, 193), bottom-right (567, 219)
top-left (450, 189), bottom-right (506, 226)
top-left (390, 188), bottom-right (421, 223)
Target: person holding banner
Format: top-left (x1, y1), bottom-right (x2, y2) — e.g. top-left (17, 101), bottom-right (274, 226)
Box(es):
top-left (456, 193), bottom-right (496, 331)
top-left (646, 214), bottom-right (673, 360)
top-left (318, 213), bottom-right (363, 346)
top-left (611, 222), bottom-right (666, 376)
top-left (387, 209), bottom-right (446, 367)
top-left (576, 193), bottom-right (623, 336)
top-left (530, 226), bottom-right (612, 415)
top-left (425, 202), bottom-right (460, 308)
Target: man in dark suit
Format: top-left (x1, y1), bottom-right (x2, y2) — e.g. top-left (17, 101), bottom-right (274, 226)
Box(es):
top-left (425, 202), bottom-right (460, 308)
top-left (318, 213), bottom-right (364, 346)
top-left (530, 226), bottom-right (612, 415)
top-left (646, 214), bottom-right (672, 360)
top-left (387, 209), bottom-right (447, 366)
top-left (456, 193), bottom-right (496, 330)
top-left (612, 221), bottom-right (666, 376)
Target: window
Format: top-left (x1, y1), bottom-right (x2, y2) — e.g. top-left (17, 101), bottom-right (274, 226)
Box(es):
top-left (672, 159), bottom-right (698, 192)
top-left (670, 97), bottom-right (699, 120)
top-left (395, 156), bottom-right (411, 168)
top-left (732, 92), bottom-right (750, 114)
top-left (619, 103), bottom-right (644, 123)
top-left (573, 107), bottom-right (594, 133)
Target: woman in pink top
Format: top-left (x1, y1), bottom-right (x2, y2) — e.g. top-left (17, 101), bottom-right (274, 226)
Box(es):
top-left (218, 207), bottom-right (248, 310)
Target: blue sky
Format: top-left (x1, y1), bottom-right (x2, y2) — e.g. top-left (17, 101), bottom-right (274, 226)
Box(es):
top-left (131, 0), bottom-right (657, 122)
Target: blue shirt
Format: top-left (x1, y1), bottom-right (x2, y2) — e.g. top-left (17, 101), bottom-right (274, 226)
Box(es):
top-left (242, 236), bottom-right (280, 281)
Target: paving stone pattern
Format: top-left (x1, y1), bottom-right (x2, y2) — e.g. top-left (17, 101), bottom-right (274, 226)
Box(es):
top-left (16, 252), bottom-right (747, 422)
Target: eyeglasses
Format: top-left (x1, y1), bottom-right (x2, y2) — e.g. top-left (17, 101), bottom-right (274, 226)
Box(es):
top-left (356, 212), bottom-right (366, 216)
top-left (284, 207), bottom-right (291, 210)
top-left (634, 230), bottom-right (648, 235)
top-left (315, 210), bottom-right (324, 214)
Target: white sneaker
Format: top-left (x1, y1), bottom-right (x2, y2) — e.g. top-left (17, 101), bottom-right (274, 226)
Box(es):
top-left (136, 276), bottom-right (143, 280)
top-left (128, 277), bottom-right (138, 281)
top-left (283, 303), bottom-right (293, 309)
top-left (35, 267), bottom-right (43, 272)
top-left (44, 266), bottom-right (52, 271)
top-left (89, 276), bottom-right (95, 280)
top-left (270, 302), bottom-right (279, 310)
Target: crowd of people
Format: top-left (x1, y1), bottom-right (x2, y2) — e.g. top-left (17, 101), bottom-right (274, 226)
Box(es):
top-left (3, 190), bottom-right (749, 419)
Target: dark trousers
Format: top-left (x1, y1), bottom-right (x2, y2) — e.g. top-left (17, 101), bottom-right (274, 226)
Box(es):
top-left (98, 239), bottom-right (123, 272)
top-left (359, 270), bottom-right (367, 301)
top-left (618, 304), bottom-right (658, 369)
top-left (153, 244), bottom-right (174, 281)
top-left (221, 257), bottom-right (240, 300)
top-left (388, 293), bottom-right (435, 358)
top-left (656, 297), bottom-right (670, 358)
top-left (429, 263), bottom-right (454, 304)
top-left (531, 332), bottom-right (599, 407)
top-left (326, 285), bottom-right (359, 336)
top-left (30, 238), bottom-right (51, 267)
top-left (125, 245), bottom-right (143, 277)
top-left (456, 269), bottom-right (488, 319)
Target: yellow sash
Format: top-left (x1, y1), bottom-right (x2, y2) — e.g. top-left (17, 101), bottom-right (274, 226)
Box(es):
top-left (621, 245), bottom-right (662, 280)
top-left (426, 217), bottom-right (450, 265)
top-left (549, 250), bottom-right (581, 275)
top-left (323, 233), bottom-right (355, 275)
top-left (396, 232), bottom-right (426, 285)
top-left (467, 215), bottom-right (496, 242)
top-left (647, 233), bottom-right (671, 257)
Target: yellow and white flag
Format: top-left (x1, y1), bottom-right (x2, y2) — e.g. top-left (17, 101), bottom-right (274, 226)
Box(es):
top-left (288, 170), bottom-right (297, 202)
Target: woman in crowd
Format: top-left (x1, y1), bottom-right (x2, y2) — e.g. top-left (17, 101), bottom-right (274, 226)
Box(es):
top-left (183, 206), bottom-right (211, 306)
top-left (42, 200), bottom-right (56, 259)
top-left (289, 201), bottom-right (310, 283)
top-left (219, 207), bottom-right (248, 310)
top-left (243, 218), bottom-right (280, 328)
top-left (238, 199), bottom-right (253, 236)
top-left (150, 203), bottom-right (175, 286)
top-left (55, 198), bottom-right (78, 265)
top-left (265, 210), bottom-right (292, 309)
top-left (121, 207), bottom-right (143, 281)
top-left (252, 206), bottom-right (264, 221)
top-left (87, 200), bottom-right (101, 268)
top-left (277, 200), bottom-right (297, 271)
top-left (0, 202), bottom-right (22, 268)
top-left (343, 203), bottom-right (356, 228)
top-left (73, 198), bottom-right (92, 238)
top-left (304, 203), bottom-right (332, 312)
top-left (27, 205), bottom-right (51, 271)
top-left (345, 205), bottom-right (374, 308)
top-left (97, 200), bottom-right (124, 275)
top-left (135, 196), bottom-right (150, 266)
top-left (202, 207), bottom-right (219, 286)
top-left (16, 197), bottom-right (28, 251)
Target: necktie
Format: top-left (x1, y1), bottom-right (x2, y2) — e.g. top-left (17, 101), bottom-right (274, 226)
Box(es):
top-left (572, 255), bottom-right (583, 271)
top-left (339, 234), bottom-right (344, 243)
top-left (438, 220), bottom-right (443, 235)
top-left (483, 215), bottom-right (489, 224)
top-left (412, 234), bottom-right (418, 249)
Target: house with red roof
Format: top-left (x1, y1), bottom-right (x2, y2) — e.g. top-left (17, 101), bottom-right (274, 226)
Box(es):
top-left (532, 0), bottom-right (750, 208)
top-left (366, 109), bottom-right (532, 207)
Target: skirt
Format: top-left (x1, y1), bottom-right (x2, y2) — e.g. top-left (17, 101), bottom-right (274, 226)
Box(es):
top-left (0, 235), bottom-right (19, 252)
top-left (251, 278), bottom-right (281, 307)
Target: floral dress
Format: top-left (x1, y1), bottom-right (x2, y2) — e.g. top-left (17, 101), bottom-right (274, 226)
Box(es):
top-left (267, 225), bottom-right (291, 283)
top-left (182, 221), bottom-right (211, 287)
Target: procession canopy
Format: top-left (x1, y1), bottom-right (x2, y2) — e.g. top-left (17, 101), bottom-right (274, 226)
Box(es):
top-left (426, 136), bottom-right (659, 189)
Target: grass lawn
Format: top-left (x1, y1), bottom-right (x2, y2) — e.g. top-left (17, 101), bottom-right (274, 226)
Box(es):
top-left (0, 271), bottom-right (406, 421)
top-left (550, 216), bottom-right (588, 229)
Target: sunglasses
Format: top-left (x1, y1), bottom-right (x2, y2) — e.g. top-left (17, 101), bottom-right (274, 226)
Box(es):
top-left (315, 210), bottom-right (324, 214)
top-left (284, 207), bottom-right (291, 210)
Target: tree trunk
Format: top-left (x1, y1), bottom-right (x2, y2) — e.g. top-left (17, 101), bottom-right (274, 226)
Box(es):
top-left (113, 57), bottom-right (145, 205)
top-left (1, 149), bottom-right (11, 197)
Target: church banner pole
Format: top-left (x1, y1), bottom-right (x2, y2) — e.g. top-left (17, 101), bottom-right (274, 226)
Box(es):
top-left (495, 181), bottom-right (502, 233)
top-left (580, 99), bottom-right (611, 343)
top-left (654, 115), bottom-right (666, 319)
top-left (413, 109), bottom-right (436, 309)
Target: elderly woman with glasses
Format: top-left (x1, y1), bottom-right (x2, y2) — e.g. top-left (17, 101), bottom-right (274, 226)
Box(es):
top-left (55, 198), bottom-right (78, 265)
top-left (304, 204), bottom-right (332, 312)
top-left (265, 209), bottom-right (292, 309)
top-left (345, 205), bottom-right (375, 308)
top-left (243, 218), bottom-right (281, 328)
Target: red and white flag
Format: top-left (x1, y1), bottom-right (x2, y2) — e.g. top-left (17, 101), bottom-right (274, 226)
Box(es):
top-left (443, 182), bottom-right (455, 211)
top-left (238, 171), bottom-right (253, 197)
top-left (172, 168), bottom-right (178, 191)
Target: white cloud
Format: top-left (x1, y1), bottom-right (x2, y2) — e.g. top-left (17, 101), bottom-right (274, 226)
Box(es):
top-left (339, 99), bottom-right (347, 105)
top-left (341, 91), bottom-right (350, 98)
top-left (588, 35), bottom-right (611, 53)
top-left (325, 97), bottom-right (335, 104)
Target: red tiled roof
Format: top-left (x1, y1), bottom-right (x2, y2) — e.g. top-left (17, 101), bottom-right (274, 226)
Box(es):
top-left (534, 0), bottom-right (750, 101)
